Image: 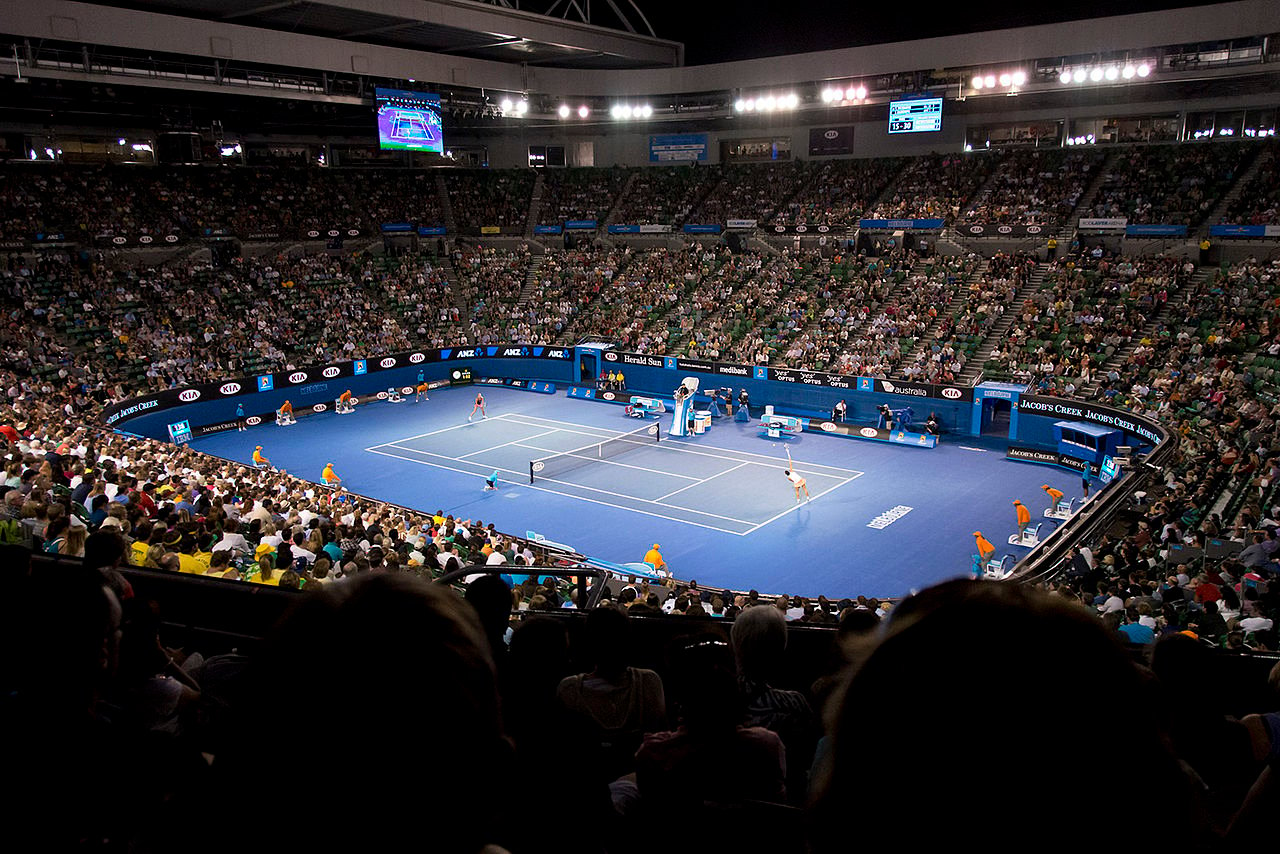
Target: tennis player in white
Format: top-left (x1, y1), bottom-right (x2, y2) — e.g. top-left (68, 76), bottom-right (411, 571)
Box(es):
top-left (784, 469), bottom-right (811, 502)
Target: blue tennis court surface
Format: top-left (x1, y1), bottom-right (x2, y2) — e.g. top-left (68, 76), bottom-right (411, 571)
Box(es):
top-left (193, 386), bottom-right (1081, 598)
top-left (367, 412), bottom-right (862, 536)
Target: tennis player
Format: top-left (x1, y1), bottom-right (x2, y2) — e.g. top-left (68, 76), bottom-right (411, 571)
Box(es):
top-left (785, 469), bottom-right (811, 503)
top-left (468, 391), bottom-right (487, 421)
top-left (484, 470), bottom-right (500, 491)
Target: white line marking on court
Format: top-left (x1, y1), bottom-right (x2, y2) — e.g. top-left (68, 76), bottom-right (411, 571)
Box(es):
top-left (458, 428), bottom-right (560, 459)
top-left (958, 446), bottom-right (989, 452)
top-left (366, 418), bottom-right (497, 450)
top-left (499, 412), bottom-right (862, 477)
top-left (364, 446), bottom-right (752, 536)
top-left (655, 462), bottom-right (749, 501)
top-left (373, 442), bottom-right (756, 525)
top-left (511, 443), bottom-right (701, 481)
top-left (741, 471), bottom-right (864, 536)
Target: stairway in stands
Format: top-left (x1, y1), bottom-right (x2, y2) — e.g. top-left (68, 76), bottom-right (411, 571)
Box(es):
top-left (1077, 264), bottom-right (1211, 397)
top-left (899, 257), bottom-right (988, 370)
top-left (435, 173), bottom-right (456, 235)
top-left (523, 171), bottom-right (547, 239)
top-left (516, 255), bottom-right (546, 310)
top-left (603, 171), bottom-right (639, 226)
top-left (1065, 148), bottom-right (1123, 226)
top-left (959, 261), bottom-right (1051, 384)
top-left (1200, 144), bottom-right (1272, 232)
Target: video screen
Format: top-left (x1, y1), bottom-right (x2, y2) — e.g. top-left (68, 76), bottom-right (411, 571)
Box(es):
top-left (888, 98), bottom-right (943, 134)
top-left (376, 88), bottom-right (444, 153)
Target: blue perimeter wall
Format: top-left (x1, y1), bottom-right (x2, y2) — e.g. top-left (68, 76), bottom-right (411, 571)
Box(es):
top-left (109, 351), bottom-right (1157, 457)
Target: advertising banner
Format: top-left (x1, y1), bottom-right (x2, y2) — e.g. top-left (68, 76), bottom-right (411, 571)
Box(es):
top-left (726, 219), bottom-right (758, 230)
top-left (608, 225), bottom-right (640, 234)
top-left (959, 224), bottom-right (1051, 237)
top-left (808, 126), bottom-right (853, 156)
top-left (565, 220), bottom-right (598, 230)
top-left (1077, 218), bottom-right (1127, 230)
top-left (639, 224), bottom-right (673, 233)
top-left (770, 223), bottom-right (848, 235)
top-left (682, 224), bottom-right (722, 234)
top-left (810, 420), bottom-right (937, 448)
top-left (417, 226), bottom-right (447, 236)
top-left (534, 225), bottom-right (563, 235)
top-left (858, 219), bottom-right (945, 230)
top-left (1125, 224), bottom-right (1188, 237)
top-left (1017, 395), bottom-right (1164, 445)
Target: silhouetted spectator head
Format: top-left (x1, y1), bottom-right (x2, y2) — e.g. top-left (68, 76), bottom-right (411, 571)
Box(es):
top-left (731, 601), bottom-right (787, 683)
top-left (809, 579), bottom-right (1206, 852)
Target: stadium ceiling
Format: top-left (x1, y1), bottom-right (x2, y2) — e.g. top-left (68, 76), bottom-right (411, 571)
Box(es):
top-left (61, 0), bottom-right (683, 69)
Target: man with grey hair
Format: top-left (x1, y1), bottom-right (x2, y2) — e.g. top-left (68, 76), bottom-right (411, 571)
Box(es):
top-left (730, 604), bottom-right (818, 805)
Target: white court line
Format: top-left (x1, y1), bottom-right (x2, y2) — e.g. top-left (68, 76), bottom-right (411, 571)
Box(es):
top-left (499, 412), bottom-right (862, 477)
top-left (511, 442), bottom-right (701, 481)
top-left (376, 442), bottom-right (756, 525)
top-left (656, 461), bottom-right (749, 501)
top-left (458, 428), bottom-right (561, 459)
top-left (741, 471), bottom-right (865, 536)
top-left (366, 417), bottom-right (504, 450)
top-left (364, 446), bottom-right (752, 536)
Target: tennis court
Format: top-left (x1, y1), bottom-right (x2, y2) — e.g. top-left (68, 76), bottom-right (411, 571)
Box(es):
top-left (365, 412), bottom-right (862, 535)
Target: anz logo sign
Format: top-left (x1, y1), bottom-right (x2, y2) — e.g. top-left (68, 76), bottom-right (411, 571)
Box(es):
top-left (545, 349), bottom-right (567, 359)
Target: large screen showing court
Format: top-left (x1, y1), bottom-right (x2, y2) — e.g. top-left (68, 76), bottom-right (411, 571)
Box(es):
top-left (375, 88), bottom-right (444, 153)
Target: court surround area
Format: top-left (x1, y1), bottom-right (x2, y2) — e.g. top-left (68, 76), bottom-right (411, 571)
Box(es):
top-left (194, 385), bottom-right (1080, 596)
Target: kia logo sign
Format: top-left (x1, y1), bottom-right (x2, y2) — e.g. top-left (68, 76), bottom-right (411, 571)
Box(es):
top-left (820, 421), bottom-right (837, 432)
top-left (532, 461), bottom-right (546, 473)
top-left (1027, 226), bottom-right (1043, 234)
top-left (245, 416), bottom-right (262, 426)
top-left (164, 235), bottom-right (178, 243)
top-left (603, 392), bottom-right (615, 401)
top-left (288, 372), bottom-right (308, 383)
top-left (774, 226), bottom-right (786, 233)
top-left (219, 382), bottom-right (241, 395)
top-left (307, 230), bottom-right (320, 238)
top-left (409, 352), bottom-right (426, 363)
top-left (139, 235), bottom-right (154, 244)
top-left (824, 130), bottom-right (839, 139)
top-left (322, 367), bottom-right (341, 378)
top-left (178, 389), bottom-right (201, 402)
top-left (347, 229), bottom-right (359, 237)
top-left (817, 225), bottom-right (830, 233)
top-left (312, 403), bottom-right (327, 412)
top-left (377, 392), bottom-right (388, 399)
top-left (860, 427), bottom-right (879, 438)
top-left (327, 230), bottom-right (339, 237)
top-left (968, 225), bottom-right (984, 234)
top-left (997, 226), bottom-right (1013, 234)
top-left (795, 225), bottom-right (808, 233)
top-left (401, 387), bottom-right (414, 395)
top-left (112, 237), bottom-right (127, 245)
top-left (380, 357), bottom-right (397, 368)
top-left (941, 387), bottom-right (962, 399)
top-left (604, 352), bottom-right (618, 361)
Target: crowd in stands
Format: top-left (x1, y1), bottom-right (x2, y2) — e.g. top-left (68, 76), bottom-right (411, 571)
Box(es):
top-left (771, 158), bottom-right (904, 228)
top-left (865, 151), bottom-right (1002, 222)
top-left (445, 170), bottom-right (535, 231)
top-left (537, 167), bottom-right (629, 225)
top-left (608, 165), bottom-right (722, 226)
top-left (693, 162), bottom-right (804, 226)
top-left (1220, 142), bottom-right (1280, 226)
top-left (962, 149), bottom-right (1106, 225)
top-left (1083, 142), bottom-right (1253, 225)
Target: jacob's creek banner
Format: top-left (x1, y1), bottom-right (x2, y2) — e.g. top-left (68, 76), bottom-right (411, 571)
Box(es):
top-left (1007, 445), bottom-right (1099, 475)
top-left (1016, 394), bottom-right (1164, 445)
top-left (103, 345), bottom-right (574, 427)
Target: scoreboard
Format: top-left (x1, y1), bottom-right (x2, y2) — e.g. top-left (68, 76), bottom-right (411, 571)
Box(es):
top-left (888, 98), bottom-right (943, 134)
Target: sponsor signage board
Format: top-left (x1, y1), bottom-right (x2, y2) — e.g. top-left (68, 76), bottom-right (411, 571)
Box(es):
top-left (1017, 395), bottom-right (1164, 446)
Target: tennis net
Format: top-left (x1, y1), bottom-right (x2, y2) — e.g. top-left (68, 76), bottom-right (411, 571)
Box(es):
top-left (529, 422), bottom-right (661, 484)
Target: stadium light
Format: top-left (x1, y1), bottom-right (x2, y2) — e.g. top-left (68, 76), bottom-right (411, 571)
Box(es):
top-left (998, 73), bottom-right (1011, 86)
top-left (1089, 68), bottom-right (1103, 81)
top-left (117, 138), bottom-right (127, 146)
top-left (578, 105), bottom-right (590, 118)
top-left (855, 86), bottom-right (867, 99)
top-left (515, 100), bottom-right (528, 115)
top-left (1059, 71), bottom-right (1072, 84)
top-left (983, 75), bottom-right (996, 88)
top-left (558, 104), bottom-right (571, 118)
top-left (1122, 65), bottom-right (1136, 79)
top-left (1073, 69), bottom-right (1087, 83)
top-left (500, 98), bottom-right (513, 113)
top-left (972, 75), bottom-right (984, 90)
top-left (639, 104), bottom-right (653, 118)
top-left (1105, 66), bottom-right (1119, 81)
top-left (1137, 63), bottom-right (1151, 77)
top-left (1011, 70), bottom-right (1026, 86)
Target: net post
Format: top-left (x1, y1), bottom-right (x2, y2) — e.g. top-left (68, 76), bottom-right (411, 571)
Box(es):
top-left (529, 461), bottom-right (535, 485)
